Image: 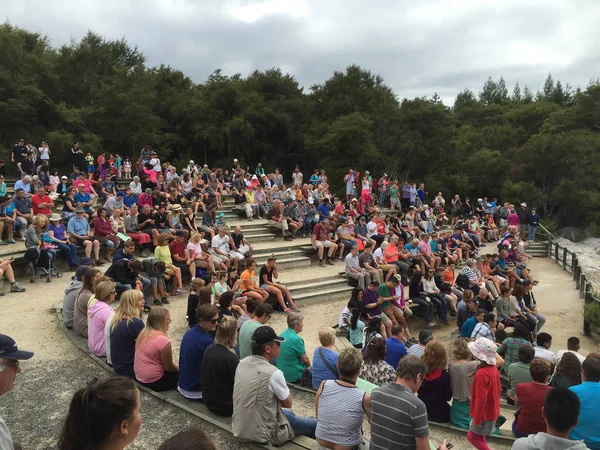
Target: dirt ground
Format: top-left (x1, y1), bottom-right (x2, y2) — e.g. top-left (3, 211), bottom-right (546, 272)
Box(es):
top-left (0, 245), bottom-right (596, 450)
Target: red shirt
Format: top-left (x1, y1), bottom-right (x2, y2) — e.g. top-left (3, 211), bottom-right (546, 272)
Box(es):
top-left (515, 382), bottom-right (551, 435)
top-left (312, 223), bottom-right (330, 242)
top-left (31, 194), bottom-right (52, 215)
top-left (470, 365), bottom-right (501, 425)
top-left (169, 240), bottom-right (187, 260)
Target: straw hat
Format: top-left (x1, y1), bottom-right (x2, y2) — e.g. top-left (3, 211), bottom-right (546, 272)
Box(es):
top-left (468, 337), bottom-right (497, 365)
top-left (171, 204), bottom-right (182, 211)
top-left (49, 213), bottom-right (62, 222)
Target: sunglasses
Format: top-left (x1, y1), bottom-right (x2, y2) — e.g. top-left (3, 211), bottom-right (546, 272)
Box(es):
top-left (210, 317), bottom-right (221, 324)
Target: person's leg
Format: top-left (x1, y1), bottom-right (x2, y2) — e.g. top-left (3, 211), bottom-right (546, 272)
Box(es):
top-left (467, 431), bottom-right (491, 450)
top-left (382, 306), bottom-right (399, 326)
top-left (346, 271), bottom-right (363, 290)
top-left (245, 290), bottom-right (265, 303)
top-left (273, 283), bottom-right (296, 307)
top-left (92, 239), bottom-right (100, 261)
top-left (82, 240), bottom-right (92, 258)
top-left (264, 285), bottom-right (286, 310)
top-left (315, 242), bottom-right (325, 262)
top-left (534, 312), bottom-right (546, 332)
top-left (115, 282), bottom-right (132, 296)
top-left (431, 295), bottom-right (448, 323)
top-left (411, 296), bottom-right (433, 324)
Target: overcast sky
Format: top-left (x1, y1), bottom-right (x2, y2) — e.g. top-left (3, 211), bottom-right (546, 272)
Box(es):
top-left (3, 0), bottom-right (600, 103)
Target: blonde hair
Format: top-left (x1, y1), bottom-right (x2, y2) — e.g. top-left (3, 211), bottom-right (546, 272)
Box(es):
top-left (189, 232), bottom-right (202, 244)
top-left (452, 337), bottom-right (472, 361)
top-left (94, 280), bottom-right (116, 302)
top-left (157, 232), bottom-right (173, 247)
top-left (214, 316), bottom-right (237, 348)
top-left (111, 290), bottom-right (143, 331)
top-left (318, 326), bottom-right (336, 347)
top-left (190, 278), bottom-right (206, 293)
top-left (422, 340), bottom-right (448, 372)
top-left (463, 289), bottom-right (474, 302)
top-left (32, 214), bottom-right (48, 230)
top-left (136, 307), bottom-right (170, 347)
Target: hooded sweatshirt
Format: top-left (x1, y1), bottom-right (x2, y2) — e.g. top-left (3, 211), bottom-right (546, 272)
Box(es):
top-left (62, 280), bottom-right (83, 328)
top-left (88, 301), bottom-right (113, 357)
top-left (511, 432), bottom-right (589, 450)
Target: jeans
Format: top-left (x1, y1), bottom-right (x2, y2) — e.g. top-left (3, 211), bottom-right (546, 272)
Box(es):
top-left (378, 191), bottom-right (387, 207)
top-left (528, 225), bottom-right (537, 241)
top-left (115, 277), bottom-right (151, 305)
top-left (429, 294), bottom-right (448, 322)
top-left (282, 409), bottom-right (316, 438)
top-left (56, 242), bottom-right (78, 266)
top-left (528, 311), bottom-right (546, 333)
top-left (411, 295), bottom-right (434, 323)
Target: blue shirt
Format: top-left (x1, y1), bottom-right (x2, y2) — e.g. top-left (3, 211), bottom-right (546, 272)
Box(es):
top-left (178, 325), bottom-right (214, 392)
top-left (385, 337), bottom-right (407, 370)
top-left (14, 180), bottom-right (30, 194)
top-left (417, 189), bottom-right (425, 202)
top-left (123, 194), bottom-right (136, 208)
top-left (111, 318), bottom-right (144, 378)
top-left (312, 347), bottom-right (339, 389)
top-left (67, 216), bottom-right (90, 236)
top-left (461, 316), bottom-right (478, 338)
top-left (74, 192), bottom-right (91, 204)
top-left (570, 381), bottom-right (600, 449)
top-left (317, 203), bottom-right (330, 221)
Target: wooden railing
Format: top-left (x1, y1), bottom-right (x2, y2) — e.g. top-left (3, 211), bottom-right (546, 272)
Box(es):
top-left (546, 239), bottom-right (596, 336)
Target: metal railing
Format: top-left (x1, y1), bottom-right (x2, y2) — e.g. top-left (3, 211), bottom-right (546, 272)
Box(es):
top-left (546, 239), bottom-right (597, 336)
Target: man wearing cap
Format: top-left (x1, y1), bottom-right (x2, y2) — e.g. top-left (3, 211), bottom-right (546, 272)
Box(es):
top-left (517, 202), bottom-right (529, 240)
top-left (103, 191), bottom-right (125, 216)
top-left (0, 334), bottom-right (33, 450)
top-left (527, 207), bottom-right (540, 243)
top-left (31, 185), bottom-right (54, 216)
top-left (233, 326), bottom-right (316, 444)
top-left (67, 208), bottom-right (102, 264)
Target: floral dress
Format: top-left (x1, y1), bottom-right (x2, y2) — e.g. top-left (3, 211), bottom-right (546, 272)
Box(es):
top-left (359, 360), bottom-right (396, 386)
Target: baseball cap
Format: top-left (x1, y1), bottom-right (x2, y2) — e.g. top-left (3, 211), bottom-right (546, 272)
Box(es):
top-left (61, 176), bottom-right (68, 180)
top-left (252, 326), bottom-right (285, 345)
top-left (116, 191), bottom-right (124, 197)
top-left (78, 257), bottom-right (94, 267)
top-left (189, 160), bottom-right (194, 164)
top-left (0, 334), bottom-right (34, 360)
top-left (75, 266), bottom-right (89, 279)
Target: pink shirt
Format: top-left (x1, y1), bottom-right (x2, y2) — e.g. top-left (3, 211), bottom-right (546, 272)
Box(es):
top-left (74, 179), bottom-right (93, 193)
top-left (507, 214), bottom-right (520, 227)
top-left (418, 240), bottom-right (432, 255)
top-left (87, 301), bottom-right (113, 357)
top-left (134, 332), bottom-right (170, 383)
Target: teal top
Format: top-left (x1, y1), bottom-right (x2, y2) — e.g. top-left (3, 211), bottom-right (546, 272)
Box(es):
top-left (349, 321), bottom-right (365, 346)
top-left (278, 328), bottom-right (307, 383)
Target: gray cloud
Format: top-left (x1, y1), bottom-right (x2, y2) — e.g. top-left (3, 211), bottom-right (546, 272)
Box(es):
top-left (3, 0), bottom-right (600, 104)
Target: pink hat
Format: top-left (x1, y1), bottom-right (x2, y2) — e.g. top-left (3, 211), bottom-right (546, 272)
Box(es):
top-left (468, 337), bottom-right (497, 365)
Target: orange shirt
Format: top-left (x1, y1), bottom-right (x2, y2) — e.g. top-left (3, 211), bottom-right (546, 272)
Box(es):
top-left (240, 269), bottom-right (257, 291)
top-left (384, 245), bottom-right (399, 263)
top-left (443, 269), bottom-right (455, 284)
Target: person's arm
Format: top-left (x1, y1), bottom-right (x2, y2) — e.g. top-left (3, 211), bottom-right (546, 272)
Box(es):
top-left (363, 392), bottom-right (371, 421)
top-left (160, 342), bottom-right (179, 372)
top-left (300, 353), bottom-right (310, 366)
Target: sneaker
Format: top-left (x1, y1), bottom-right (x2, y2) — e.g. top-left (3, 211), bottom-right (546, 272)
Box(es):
top-left (10, 282), bottom-right (26, 293)
top-left (427, 321), bottom-right (437, 327)
top-left (95, 260), bottom-right (105, 266)
top-left (16, 237), bottom-right (25, 242)
top-left (0, 241), bottom-right (8, 246)
top-left (143, 305), bottom-right (152, 313)
top-left (284, 236), bottom-right (293, 241)
top-left (319, 260), bottom-right (325, 267)
top-left (6, 239), bottom-right (16, 244)
top-left (440, 319), bottom-right (449, 325)
top-left (176, 287), bottom-right (186, 295)
top-left (161, 297), bottom-right (170, 305)
top-left (153, 299), bottom-right (162, 306)
top-left (327, 259), bottom-right (335, 265)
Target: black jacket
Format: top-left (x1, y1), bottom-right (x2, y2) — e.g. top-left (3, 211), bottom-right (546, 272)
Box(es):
top-left (105, 259), bottom-right (137, 287)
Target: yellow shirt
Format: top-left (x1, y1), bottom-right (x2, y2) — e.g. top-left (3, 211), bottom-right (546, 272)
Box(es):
top-left (240, 269), bottom-right (257, 291)
top-left (154, 245), bottom-right (173, 265)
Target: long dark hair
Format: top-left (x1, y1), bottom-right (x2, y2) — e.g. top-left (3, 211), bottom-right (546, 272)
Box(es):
top-left (554, 352), bottom-right (582, 386)
top-left (350, 308), bottom-right (361, 330)
top-left (57, 377), bottom-right (138, 450)
top-left (363, 336), bottom-right (386, 364)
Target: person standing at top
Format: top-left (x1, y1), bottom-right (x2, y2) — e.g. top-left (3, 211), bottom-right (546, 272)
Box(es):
top-left (527, 207), bottom-right (540, 243)
top-left (38, 141), bottom-right (51, 163)
top-left (517, 203), bottom-right (529, 240)
top-left (344, 169), bottom-right (356, 201)
top-left (401, 180), bottom-right (412, 211)
top-left (0, 334), bottom-right (34, 450)
top-left (291, 166), bottom-right (303, 187)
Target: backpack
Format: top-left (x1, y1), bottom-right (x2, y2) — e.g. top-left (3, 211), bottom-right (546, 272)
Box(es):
top-left (455, 274), bottom-right (470, 290)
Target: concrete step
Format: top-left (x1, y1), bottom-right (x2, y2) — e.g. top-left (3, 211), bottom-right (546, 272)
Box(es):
top-left (253, 249), bottom-right (305, 260)
top-left (236, 224), bottom-right (270, 233)
top-left (254, 255), bottom-right (311, 270)
top-left (287, 278), bottom-right (350, 296)
top-left (293, 285), bottom-right (354, 304)
top-left (244, 233), bottom-right (275, 243)
top-left (284, 274), bottom-right (342, 288)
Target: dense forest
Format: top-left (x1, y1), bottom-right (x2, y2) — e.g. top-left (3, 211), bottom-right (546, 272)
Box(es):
top-left (1, 23), bottom-right (600, 229)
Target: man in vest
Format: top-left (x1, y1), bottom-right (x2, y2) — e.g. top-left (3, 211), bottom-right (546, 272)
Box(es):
top-left (232, 326), bottom-right (316, 445)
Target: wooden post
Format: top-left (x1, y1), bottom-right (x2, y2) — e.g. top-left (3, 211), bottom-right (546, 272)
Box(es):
top-left (580, 274), bottom-right (586, 298)
top-left (562, 248), bottom-right (567, 270)
top-left (572, 255), bottom-right (577, 279)
top-left (547, 239), bottom-right (552, 258)
top-left (554, 243), bottom-right (559, 264)
top-left (583, 282), bottom-right (593, 336)
top-left (575, 263), bottom-right (581, 288)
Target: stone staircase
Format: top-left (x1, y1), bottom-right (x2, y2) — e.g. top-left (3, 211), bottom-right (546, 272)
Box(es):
top-left (528, 241), bottom-right (549, 257)
top-left (285, 275), bottom-right (354, 305)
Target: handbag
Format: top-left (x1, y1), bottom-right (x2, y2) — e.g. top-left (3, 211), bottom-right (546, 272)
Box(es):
top-left (318, 347), bottom-right (339, 378)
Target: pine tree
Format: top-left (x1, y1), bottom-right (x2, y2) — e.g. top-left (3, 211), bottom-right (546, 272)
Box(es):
top-left (512, 82), bottom-right (522, 103)
top-left (522, 86), bottom-right (534, 103)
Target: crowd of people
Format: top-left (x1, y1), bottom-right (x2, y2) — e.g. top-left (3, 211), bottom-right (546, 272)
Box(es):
top-left (1, 142), bottom-right (598, 450)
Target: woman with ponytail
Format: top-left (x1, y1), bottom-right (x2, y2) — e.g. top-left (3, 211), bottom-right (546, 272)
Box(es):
top-left (58, 377), bottom-right (141, 450)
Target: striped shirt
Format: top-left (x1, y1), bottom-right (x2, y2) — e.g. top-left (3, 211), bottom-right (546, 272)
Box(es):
top-left (316, 380), bottom-right (365, 446)
top-left (408, 344), bottom-right (425, 359)
top-left (370, 383), bottom-right (429, 450)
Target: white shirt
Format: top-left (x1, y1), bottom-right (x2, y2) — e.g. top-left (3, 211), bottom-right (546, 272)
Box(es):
top-left (0, 415), bottom-right (13, 450)
top-left (150, 157), bottom-right (161, 172)
top-left (556, 349), bottom-right (586, 366)
top-left (269, 369), bottom-right (290, 400)
top-left (292, 172), bottom-right (303, 186)
top-left (39, 146), bottom-right (50, 160)
top-left (339, 306), bottom-right (351, 328)
top-left (534, 345), bottom-right (556, 365)
top-left (211, 234), bottom-right (231, 253)
top-left (367, 221), bottom-right (378, 237)
top-left (373, 248), bottom-right (384, 264)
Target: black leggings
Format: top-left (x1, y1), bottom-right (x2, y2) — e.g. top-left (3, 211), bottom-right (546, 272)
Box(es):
top-left (139, 370), bottom-right (180, 392)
